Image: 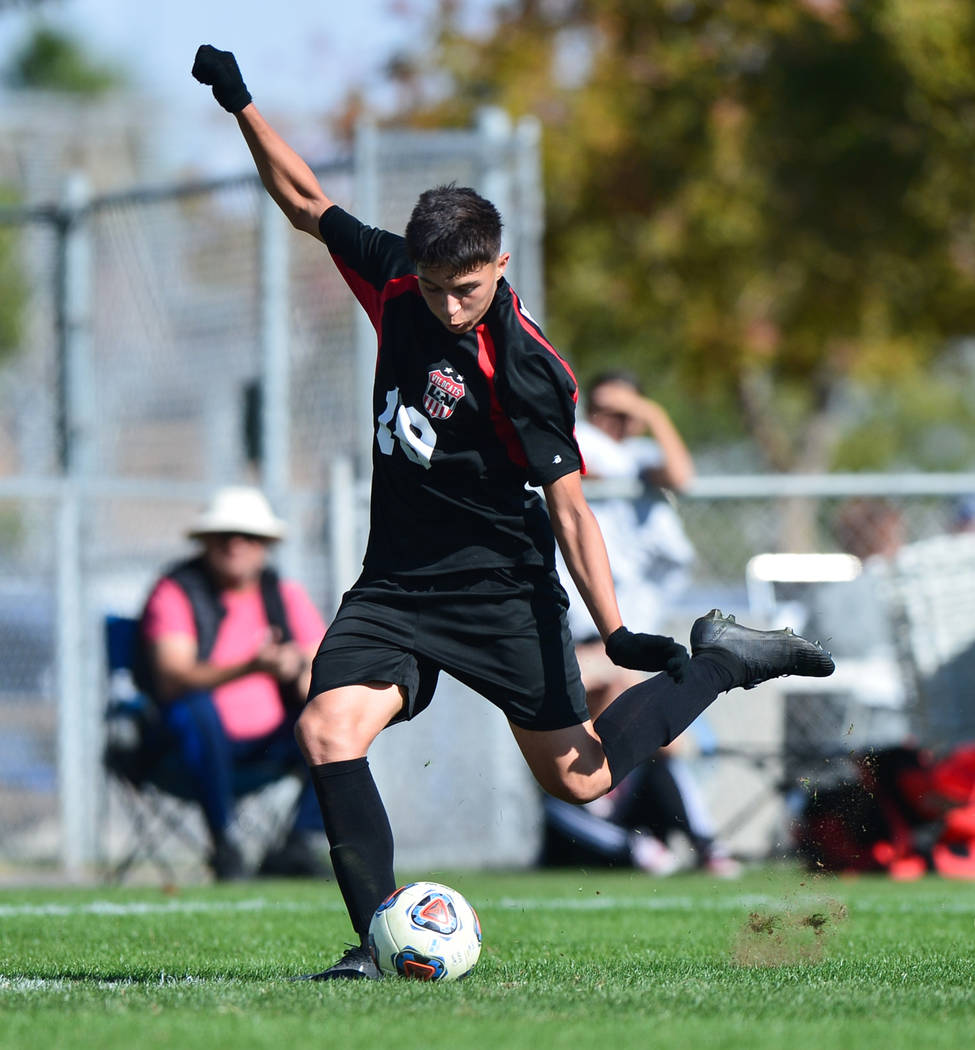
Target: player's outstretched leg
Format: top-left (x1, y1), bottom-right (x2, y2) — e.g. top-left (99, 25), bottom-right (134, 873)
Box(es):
top-left (594, 609), bottom-right (833, 790)
top-left (689, 608), bottom-right (834, 688)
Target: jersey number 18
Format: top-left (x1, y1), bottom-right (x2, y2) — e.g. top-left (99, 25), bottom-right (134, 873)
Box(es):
top-left (377, 387), bottom-right (436, 469)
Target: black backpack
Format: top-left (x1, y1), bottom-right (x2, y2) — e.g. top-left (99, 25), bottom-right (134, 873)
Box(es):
top-left (131, 555), bottom-right (301, 709)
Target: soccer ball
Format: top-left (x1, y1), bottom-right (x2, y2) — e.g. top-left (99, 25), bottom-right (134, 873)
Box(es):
top-left (368, 881), bottom-right (482, 981)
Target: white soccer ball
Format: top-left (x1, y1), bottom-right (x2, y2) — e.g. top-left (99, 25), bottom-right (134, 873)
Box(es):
top-left (368, 881), bottom-right (482, 981)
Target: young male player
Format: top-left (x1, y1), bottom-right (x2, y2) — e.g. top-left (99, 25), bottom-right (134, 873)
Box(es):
top-left (192, 44), bottom-right (836, 979)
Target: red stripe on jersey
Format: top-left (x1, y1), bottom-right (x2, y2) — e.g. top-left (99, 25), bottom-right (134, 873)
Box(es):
top-left (509, 289), bottom-right (580, 398)
top-left (384, 273), bottom-right (420, 301)
top-left (475, 327), bottom-right (528, 468)
top-left (508, 289), bottom-right (587, 476)
top-left (329, 255), bottom-right (417, 334)
top-left (329, 253), bottom-right (381, 329)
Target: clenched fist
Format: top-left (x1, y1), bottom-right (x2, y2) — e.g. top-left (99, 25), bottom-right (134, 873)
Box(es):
top-left (192, 44), bottom-right (252, 114)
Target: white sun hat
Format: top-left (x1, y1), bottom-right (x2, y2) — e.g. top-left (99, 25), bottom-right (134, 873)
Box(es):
top-left (186, 486), bottom-right (287, 542)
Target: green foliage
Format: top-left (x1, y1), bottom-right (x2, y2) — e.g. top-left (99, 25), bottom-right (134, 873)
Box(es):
top-left (394, 0), bottom-right (975, 470)
top-left (1, 870), bottom-right (974, 1050)
top-left (0, 1), bottom-right (53, 11)
top-left (0, 20), bottom-right (106, 371)
top-left (6, 25), bottom-right (124, 96)
top-left (0, 187), bottom-right (27, 367)
top-left (833, 373), bottom-right (975, 471)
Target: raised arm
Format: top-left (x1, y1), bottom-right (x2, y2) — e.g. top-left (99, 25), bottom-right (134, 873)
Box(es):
top-left (588, 380), bottom-right (695, 490)
top-left (192, 44), bottom-right (333, 239)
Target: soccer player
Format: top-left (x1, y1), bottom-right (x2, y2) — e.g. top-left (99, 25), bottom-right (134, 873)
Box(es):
top-left (192, 44), bottom-right (835, 980)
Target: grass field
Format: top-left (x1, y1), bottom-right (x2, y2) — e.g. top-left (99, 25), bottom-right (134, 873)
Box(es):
top-left (1, 864), bottom-right (974, 1050)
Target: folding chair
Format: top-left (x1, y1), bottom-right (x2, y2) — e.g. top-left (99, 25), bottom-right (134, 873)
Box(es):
top-left (101, 614), bottom-right (305, 883)
top-left (744, 551), bottom-right (908, 785)
top-left (745, 552), bottom-right (863, 631)
top-left (885, 532), bottom-right (975, 749)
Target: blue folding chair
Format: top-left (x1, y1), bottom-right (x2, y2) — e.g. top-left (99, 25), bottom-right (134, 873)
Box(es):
top-left (102, 614), bottom-right (305, 883)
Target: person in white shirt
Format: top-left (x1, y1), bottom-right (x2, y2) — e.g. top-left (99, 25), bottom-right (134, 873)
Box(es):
top-left (550, 371), bottom-right (739, 876)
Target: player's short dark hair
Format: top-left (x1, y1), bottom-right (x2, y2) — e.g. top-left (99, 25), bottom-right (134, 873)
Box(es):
top-left (405, 184), bottom-right (503, 275)
top-left (586, 369), bottom-right (644, 398)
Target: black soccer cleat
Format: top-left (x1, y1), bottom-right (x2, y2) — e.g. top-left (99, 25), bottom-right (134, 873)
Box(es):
top-left (690, 608), bottom-right (835, 690)
top-left (293, 944), bottom-right (382, 981)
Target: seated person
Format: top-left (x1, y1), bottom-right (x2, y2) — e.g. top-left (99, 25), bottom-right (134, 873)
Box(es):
top-left (547, 372), bottom-right (737, 876)
top-left (134, 486), bottom-right (327, 880)
top-left (539, 753), bottom-right (740, 877)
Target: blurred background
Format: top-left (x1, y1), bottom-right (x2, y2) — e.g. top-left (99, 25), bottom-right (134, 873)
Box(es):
top-left (2, 0), bottom-right (975, 882)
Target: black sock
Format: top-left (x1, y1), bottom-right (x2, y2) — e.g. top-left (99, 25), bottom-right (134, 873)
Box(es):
top-left (594, 655), bottom-right (736, 789)
top-left (310, 758), bottom-right (396, 943)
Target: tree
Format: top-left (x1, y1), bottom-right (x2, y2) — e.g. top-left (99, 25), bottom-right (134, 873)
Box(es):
top-left (389, 0), bottom-right (975, 471)
top-left (0, 1), bottom-right (52, 12)
top-left (0, 20), bottom-right (126, 368)
top-left (0, 189), bottom-right (26, 366)
top-left (5, 24), bottom-right (124, 95)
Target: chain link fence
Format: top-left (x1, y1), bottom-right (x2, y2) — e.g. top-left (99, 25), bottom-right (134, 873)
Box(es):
top-left (1, 113), bottom-right (974, 877)
top-left (0, 112), bottom-right (547, 878)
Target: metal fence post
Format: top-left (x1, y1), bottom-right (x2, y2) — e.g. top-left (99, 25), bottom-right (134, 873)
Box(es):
top-left (477, 107), bottom-right (513, 264)
top-left (514, 114), bottom-right (545, 324)
top-left (327, 454), bottom-right (360, 613)
top-left (57, 173), bottom-right (94, 477)
top-left (353, 119), bottom-right (380, 479)
top-left (55, 172), bottom-right (97, 876)
top-left (258, 192), bottom-right (293, 566)
top-left (478, 107), bottom-right (546, 321)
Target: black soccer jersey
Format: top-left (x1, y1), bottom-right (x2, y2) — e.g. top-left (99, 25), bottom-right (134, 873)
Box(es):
top-left (319, 206), bottom-right (584, 577)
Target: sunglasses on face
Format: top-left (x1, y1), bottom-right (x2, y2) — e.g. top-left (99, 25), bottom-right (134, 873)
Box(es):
top-left (589, 405), bottom-right (631, 422)
top-left (208, 532), bottom-right (269, 545)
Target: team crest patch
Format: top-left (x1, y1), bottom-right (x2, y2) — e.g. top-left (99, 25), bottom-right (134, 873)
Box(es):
top-left (423, 367), bottom-right (466, 420)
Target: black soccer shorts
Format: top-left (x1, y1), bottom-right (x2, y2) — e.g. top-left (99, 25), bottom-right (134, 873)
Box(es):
top-left (308, 566), bottom-right (589, 731)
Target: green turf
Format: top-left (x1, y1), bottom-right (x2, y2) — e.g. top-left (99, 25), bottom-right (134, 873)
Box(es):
top-left (1, 865), bottom-right (974, 1050)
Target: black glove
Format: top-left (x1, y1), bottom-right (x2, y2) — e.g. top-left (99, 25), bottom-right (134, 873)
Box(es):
top-left (192, 44), bottom-right (252, 113)
top-left (605, 626), bottom-right (689, 683)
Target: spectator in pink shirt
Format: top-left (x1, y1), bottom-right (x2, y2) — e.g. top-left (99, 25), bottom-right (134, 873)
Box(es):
top-left (137, 486), bottom-right (328, 880)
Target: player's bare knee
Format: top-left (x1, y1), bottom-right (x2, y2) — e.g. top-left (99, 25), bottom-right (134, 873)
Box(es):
top-left (294, 701), bottom-right (349, 760)
top-left (544, 771), bottom-right (611, 806)
top-left (293, 703), bottom-right (324, 758)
